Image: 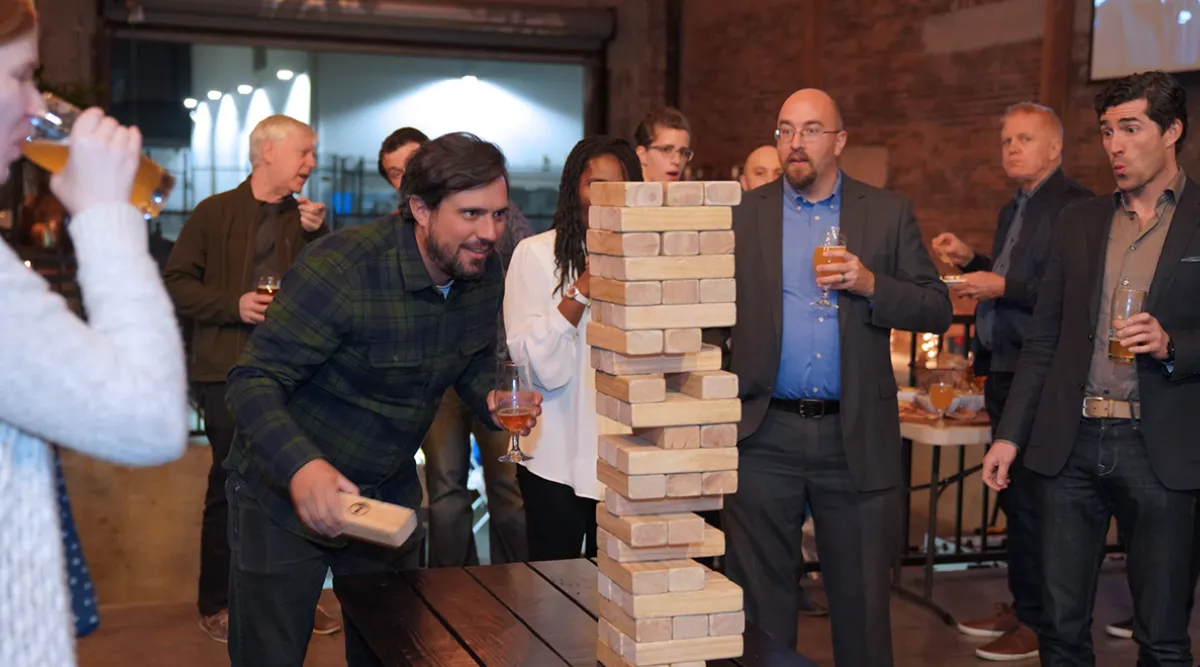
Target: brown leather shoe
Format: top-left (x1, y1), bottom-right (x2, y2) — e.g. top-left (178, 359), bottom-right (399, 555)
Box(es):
top-left (313, 604), bottom-right (342, 636)
top-left (957, 603), bottom-right (1020, 638)
top-left (975, 624), bottom-right (1039, 661)
top-left (199, 610), bottom-right (229, 644)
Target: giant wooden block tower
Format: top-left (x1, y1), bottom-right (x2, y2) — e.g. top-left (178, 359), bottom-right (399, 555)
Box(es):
top-left (587, 180), bottom-right (744, 667)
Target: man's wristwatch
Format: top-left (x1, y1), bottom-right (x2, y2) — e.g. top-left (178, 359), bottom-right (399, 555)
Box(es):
top-left (564, 283), bottom-right (590, 307)
top-left (1164, 339), bottom-right (1176, 366)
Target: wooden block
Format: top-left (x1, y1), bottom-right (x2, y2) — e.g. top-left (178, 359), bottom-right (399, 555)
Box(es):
top-left (591, 344), bottom-right (722, 376)
top-left (588, 229), bottom-right (662, 257)
top-left (667, 473), bottom-right (702, 497)
top-left (598, 392), bottom-right (742, 429)
top-left (672, 663), bottom-right (706, 667)
top-left (698, 231), bottom-right (735, 255)
top-left (591, 254), bottom-right (735, 281)
top-left (607, 303), bottom-right (736, 331)
top-left (606, 568), bottom-right (743, 617)
top-left (708, 611), bottom-right (745, 637)
top-left (595, 372), bottom-right (667, 404)
top-left (663, 181), bottom-right (705, 207)
top-left (665, 371), bottom-right (739, 399)
top-left (604, 488), bottom-right (722, 516)
top-left (592, 277), bottom-right (663, 306)
top-left (598, 636), bottom-right (736, 667)
top-left (669, 563), bottom-right (707, 592)
top-left (587, 322), bottom-right (664, 355)
top-left (703, 181), bottom-right (743, 206)
top-left (591, 205), bottom-right (732, 232)
top-left (634, 426), bottom-right (700, 450)
top-left (597, 459), bottom-right (667, 500)
top-left (663, 328), bottom-right (702, 353)
top-left (596, 504), bottom-right (670, 547)
top-left (597, 599), bottom-right (673, 646)
top-left (593, 300), bottom-right (616, 326)
top-left (598, 525), bottom-right (726, 564)
top-left (590, 181), bottom-right (665, 208)
top-left (596, 551), bottom-right (703, 596)
top-left (661, 231), bottom-right (700, 256)
top-left (667, 515), bottom-right (707, 545)
top-left (673, 614), bottom-right (709, 640)
top-left (701, 470), bottom-right (738, 495)
top-left (338, 494), bottom-right (418, 548)
top-left (699, 278), bottom-right (736, 303)
top-left (700, 424), bottom-right (738, 448)
top-left (661, 280), bottom-right (700, 305)
top-left (598, 572), bottom-right (614, 600)
top-left (601, 434), bottom-right (738, 475)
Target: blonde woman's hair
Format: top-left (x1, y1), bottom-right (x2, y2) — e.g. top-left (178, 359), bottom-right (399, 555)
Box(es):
top-left (249, 115), bottom-right (314, 167)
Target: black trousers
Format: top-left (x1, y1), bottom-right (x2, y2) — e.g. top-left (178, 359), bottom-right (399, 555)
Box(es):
top-left (198, 381), bottom-right (236, 617)
top-left (227, 476), bottom-right (422, 667)
top-left (723, 407), bottom-right (898, 665)
top-left (516, 465), bottom-right (598, 561)
top-left (1038, 418), bottom-right (1196, 667)
top-left (984, 371), bottom-right (1043, 631)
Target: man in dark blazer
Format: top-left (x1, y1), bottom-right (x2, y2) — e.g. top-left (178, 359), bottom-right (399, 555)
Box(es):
top-left (932, 102), bottom-right (1093, 661)
top-left (722, 88), bottom-right (952, 665)
top-left (984, 70), bottom-right (1200, 666)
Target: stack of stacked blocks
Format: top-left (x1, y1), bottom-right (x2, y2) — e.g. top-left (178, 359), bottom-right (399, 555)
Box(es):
top-left (586, 180), bottom-right (745, 667)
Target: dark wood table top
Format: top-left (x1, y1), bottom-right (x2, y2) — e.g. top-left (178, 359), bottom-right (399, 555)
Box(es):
top-left (334, 558), bottom-right (817, 667)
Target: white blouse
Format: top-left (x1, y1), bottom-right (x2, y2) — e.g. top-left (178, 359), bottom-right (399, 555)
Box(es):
top-left (503, 230), bottom-right (628, 500)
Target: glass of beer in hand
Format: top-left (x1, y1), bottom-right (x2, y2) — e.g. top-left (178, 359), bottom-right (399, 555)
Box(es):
top-left (495, 360), bottom-right (536, 463)
top-left (1109, 287), bottom-right (1146, 363)
top-left (256, 275), bottom-right (281, 296)
top-left (24, 93), bottom-right (175, 220)
top-left (812, 226), bottom-right (846, 310)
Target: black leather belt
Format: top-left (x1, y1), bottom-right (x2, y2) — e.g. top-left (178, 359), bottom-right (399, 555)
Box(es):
top-left (770, 398), bottom-right (840, 419)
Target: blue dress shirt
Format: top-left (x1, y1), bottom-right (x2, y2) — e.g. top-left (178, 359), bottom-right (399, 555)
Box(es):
top-left (773, 172), bottom-right (843, 400)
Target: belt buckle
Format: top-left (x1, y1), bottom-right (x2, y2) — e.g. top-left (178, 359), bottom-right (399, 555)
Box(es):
top-left (799, 399), bottom-right (826, 419)
top-left (1082, 397), bottom-right (1110, 418)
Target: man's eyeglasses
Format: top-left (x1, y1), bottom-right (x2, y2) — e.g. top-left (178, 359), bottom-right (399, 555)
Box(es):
top-left (649, 144), bottom-right (695, 162)
top-left (775, 126), bottom-right (841, 144)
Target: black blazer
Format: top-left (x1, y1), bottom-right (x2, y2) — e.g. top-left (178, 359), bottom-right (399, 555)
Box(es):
top-left (966, 169), bottom-right (1094, 374)
top-left (729, 176), bottom-right (953, 492)
top-left (996, 179), bottom-right (1200, 490)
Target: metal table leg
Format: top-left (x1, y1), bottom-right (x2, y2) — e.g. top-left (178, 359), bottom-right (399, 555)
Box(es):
top-left (891, 445), bottom-right (957, 626)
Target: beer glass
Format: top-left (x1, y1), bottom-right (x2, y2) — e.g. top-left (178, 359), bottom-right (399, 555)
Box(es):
top-left (24, 93), bottom-right (175, 220)
top-left (1109, 287), bottom-right (1146, 363)
top-left (256, 275), bottom-right (281, 296)
top-left (494, 361), bottom-right (537, 463)
top-left (811, 226), bottom-right (845, 310)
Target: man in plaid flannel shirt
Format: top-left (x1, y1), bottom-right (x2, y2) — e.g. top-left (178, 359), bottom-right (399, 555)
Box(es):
top-left (223, 132), bottom-right (541, 667)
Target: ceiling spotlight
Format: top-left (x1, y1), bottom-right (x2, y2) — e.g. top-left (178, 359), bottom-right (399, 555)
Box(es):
top-left (276, 69), bottom-right (295, 81)
top-left (237, 84), bottom-right (253, 95)
top-left (206, 90), bottom-right (222, 101)
top-left (183, 97), bottom-right (198, 109)
top-left (462, 75), bottom-right (478, 82)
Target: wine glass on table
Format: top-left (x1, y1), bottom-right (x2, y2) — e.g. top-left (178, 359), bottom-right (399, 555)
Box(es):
top-left (927, 374), bottom-right (958, 428)
top-left (811, 226), bottom-right (846, 310)
top-left (495, 360), bottom-right (536, 463)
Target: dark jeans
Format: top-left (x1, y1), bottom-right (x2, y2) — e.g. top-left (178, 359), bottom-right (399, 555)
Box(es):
top-left (723, 407), bottom-right (898, 665)
top-left (984, 371), bottom-right (1042, 631)
top-left (1039, 418), bottom-right (1196, 667)
top-left (422, 388), bottom-right (527, 567)
top-left (198, 381), bottom-right (235, 617)
top-left (516, 465), bottom-right (598, 561)
top-left (226, 476), bottom-right (422, 667)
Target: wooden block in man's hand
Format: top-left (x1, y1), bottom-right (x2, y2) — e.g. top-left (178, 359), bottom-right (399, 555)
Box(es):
top-left (339, 494), bottom-right (418, 548)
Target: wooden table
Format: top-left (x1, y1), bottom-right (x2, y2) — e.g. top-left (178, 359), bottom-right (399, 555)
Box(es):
top-left (894, 421), bottom-right (993, 626)
top-left (334, 558), bottom-right (818, 667)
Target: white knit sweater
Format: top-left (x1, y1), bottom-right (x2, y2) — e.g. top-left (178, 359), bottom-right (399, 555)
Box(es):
top-left (0, 202), bottom-right (188, 667)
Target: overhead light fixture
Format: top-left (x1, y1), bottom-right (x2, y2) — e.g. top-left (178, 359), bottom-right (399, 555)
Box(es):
top-left (183, 97), bottom-right (198, 109)
top-left (276, 69), bottom-right (295, 81)
top-left (462, 75), bottom-right (478, 82)
top-left (206, 90), bottom-right (222, 101)
top-left (237, 84), bottom-right (253, 95)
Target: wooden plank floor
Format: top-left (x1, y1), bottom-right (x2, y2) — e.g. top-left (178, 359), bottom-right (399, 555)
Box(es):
top-left (76, 565), bottom-right (1185, 667)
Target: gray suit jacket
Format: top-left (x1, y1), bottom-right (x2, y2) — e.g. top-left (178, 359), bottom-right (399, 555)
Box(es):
top-left (728, 175), bottom-right (952, 492)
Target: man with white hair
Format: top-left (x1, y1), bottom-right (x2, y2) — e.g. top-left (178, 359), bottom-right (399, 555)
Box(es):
top-left (163, 113), bottom-right (334, 643)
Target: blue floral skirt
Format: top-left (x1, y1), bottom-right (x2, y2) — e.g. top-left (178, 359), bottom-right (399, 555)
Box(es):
top-left (54, 452), bottom-right (100, 637)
